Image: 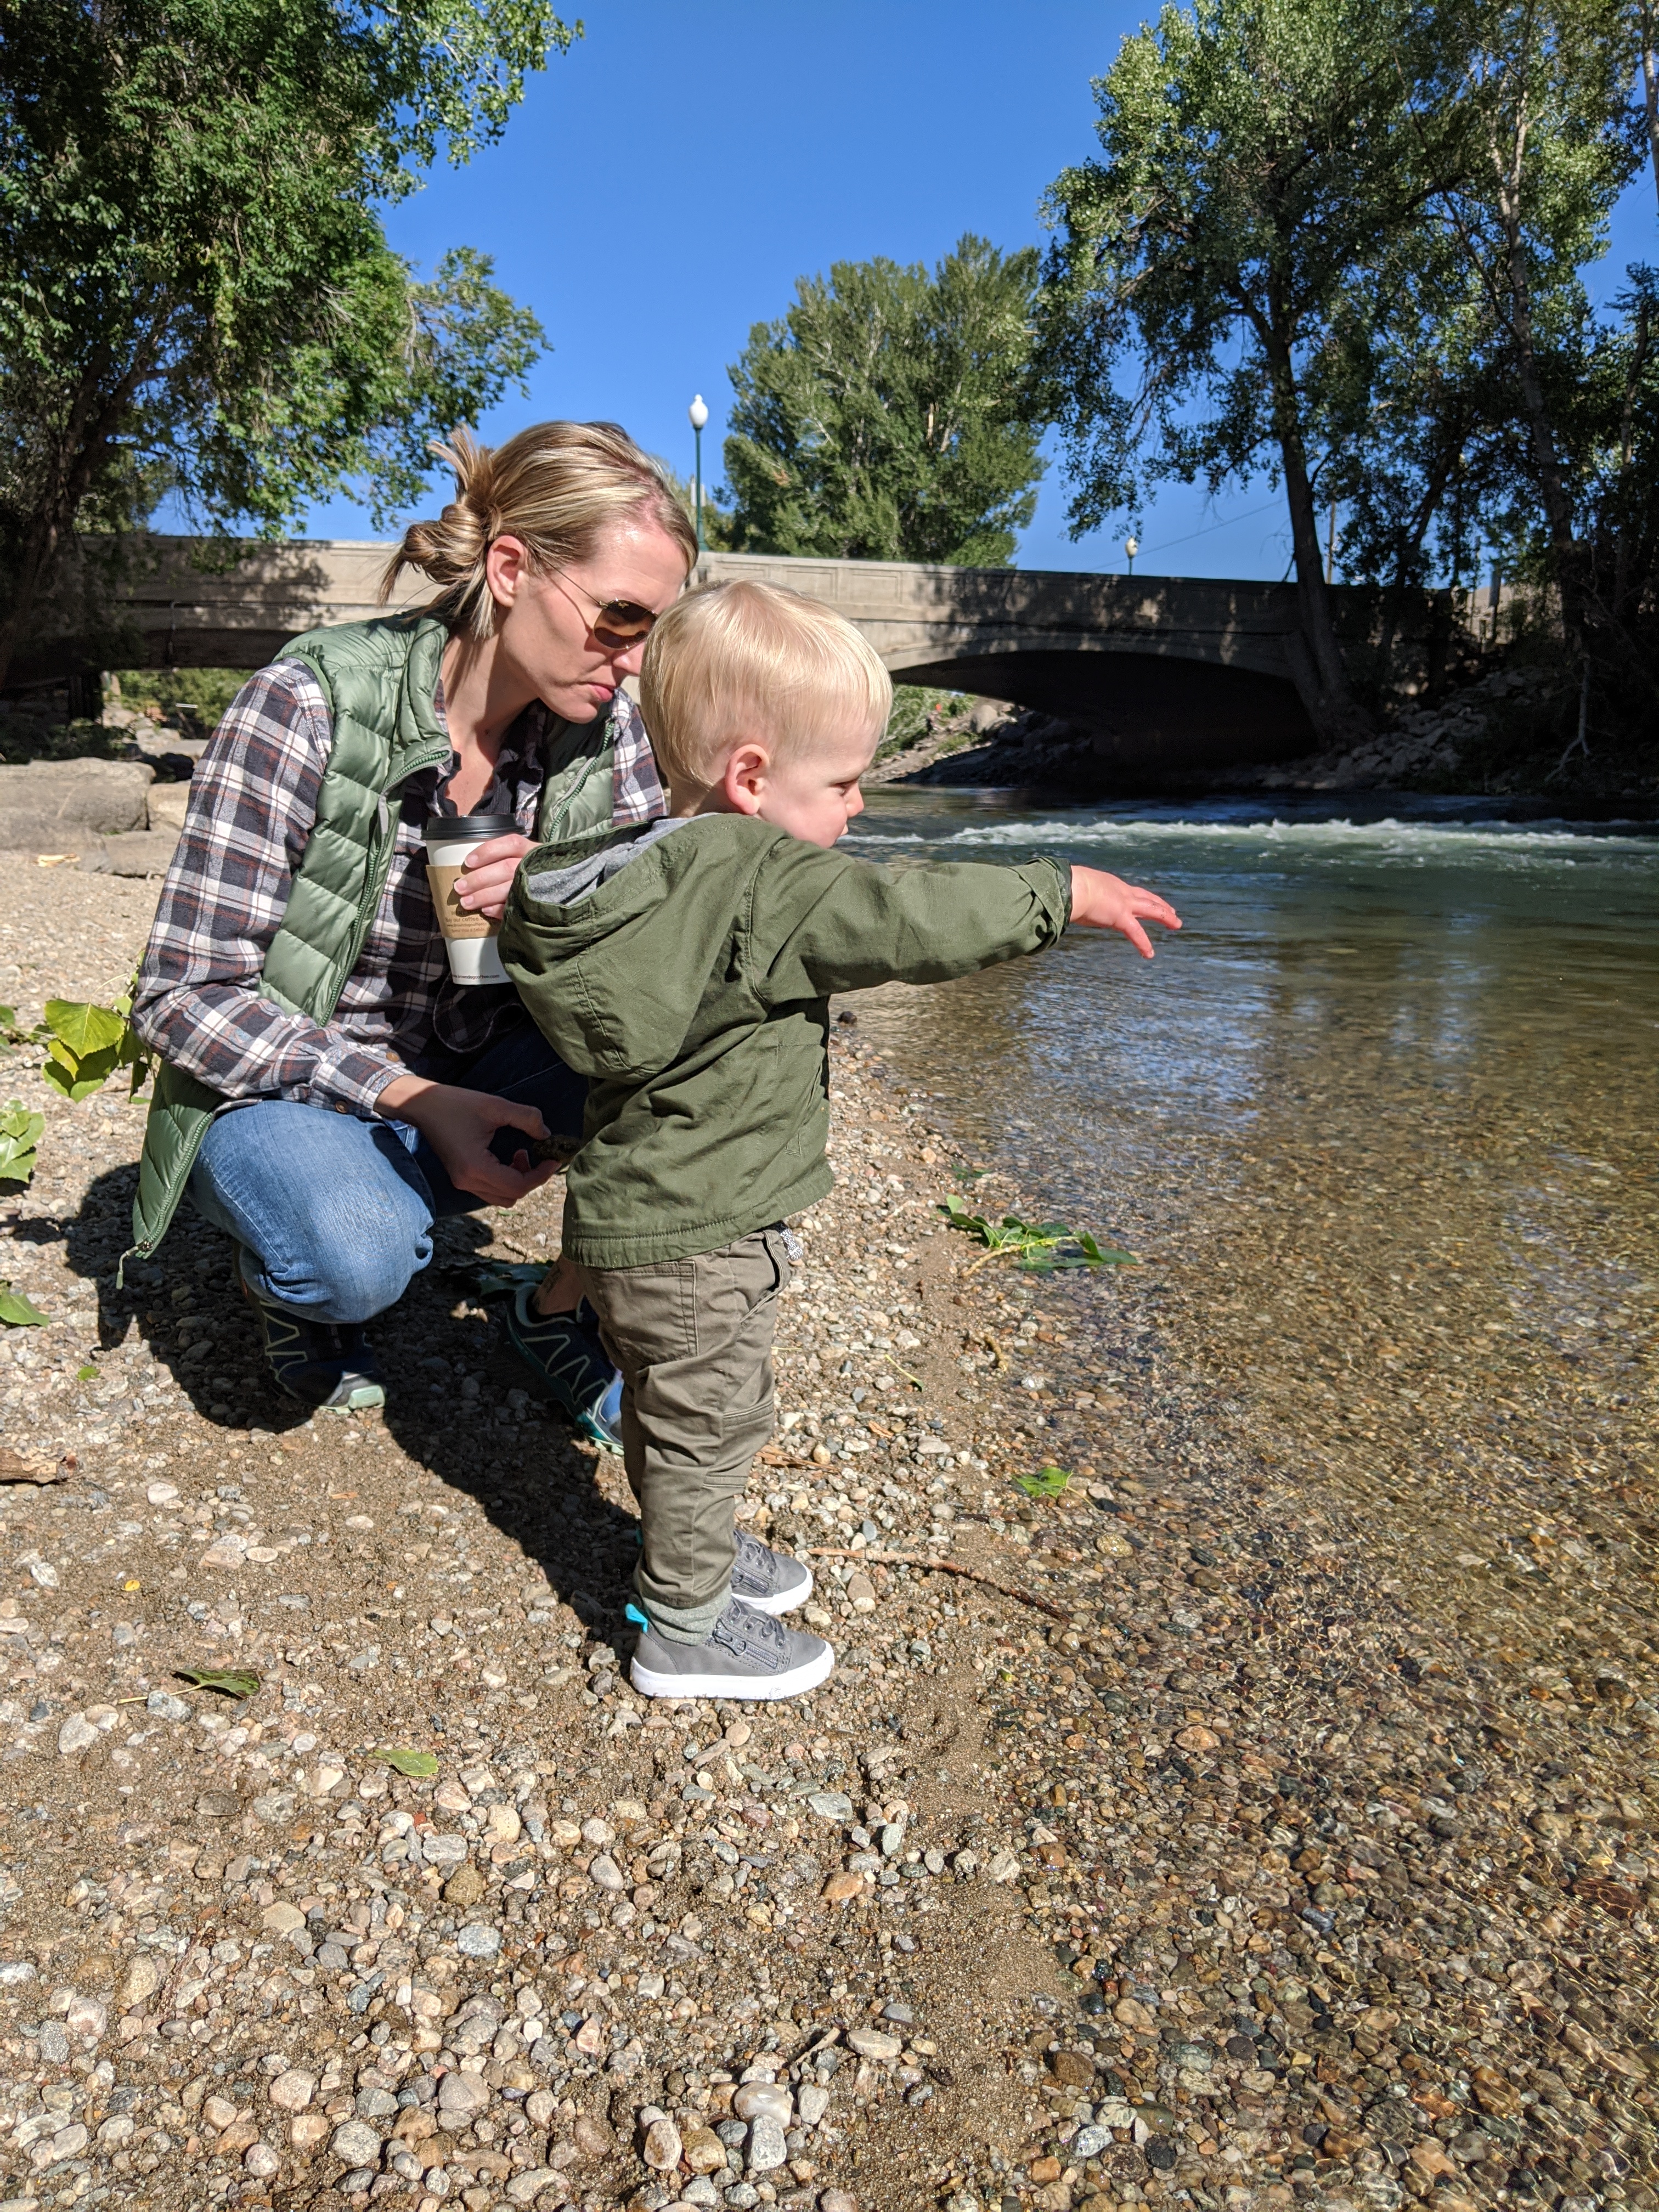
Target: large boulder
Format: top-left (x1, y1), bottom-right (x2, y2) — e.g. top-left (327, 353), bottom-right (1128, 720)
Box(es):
top-left (84, 829), bottom-right (180, 877)
top-left (0, 759), bottom-right (154, 849)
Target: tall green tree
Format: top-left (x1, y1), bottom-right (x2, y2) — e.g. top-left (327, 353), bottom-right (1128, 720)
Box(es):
top-left (1414, 0), bottom-right (1642, 649)
top-left (1035, 0), bottom-right (1475, 742)
top-left (0, 0), bottom-right (569, 688)
top-left (723, 235), bottom-right (1045, 567)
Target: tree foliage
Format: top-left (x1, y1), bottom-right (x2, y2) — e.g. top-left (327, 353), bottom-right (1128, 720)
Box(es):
top-left (724, 234), bottom-right (1046, 567)
top-left (0, 0), bottom-right (569, 685)
top-left (1037, 0), bottom-right (1655, 744)
top-left (1413, 0), bottom-right (1641, 617)
top-left (1325, 0), bottom-right (1654, 728)
top-left (1035, 0), bottom-right (1475, 740)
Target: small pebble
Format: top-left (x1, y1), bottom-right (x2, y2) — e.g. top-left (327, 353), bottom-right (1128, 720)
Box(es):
top-left (732, 2081), bottom-right (792, 2126)
top-left (329, 2119), bottom-right (382, 2166)
top-left (744, 2112), bottom-right (787, 2172)
top-left (641, 2115), bottom-right (682, 2170)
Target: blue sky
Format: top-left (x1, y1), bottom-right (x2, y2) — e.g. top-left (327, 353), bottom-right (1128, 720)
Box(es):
top-left (286, 0), bottom-right (1657, 580)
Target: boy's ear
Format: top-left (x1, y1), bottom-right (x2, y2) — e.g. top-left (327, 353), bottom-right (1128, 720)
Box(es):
top-left (720, 741), bottom-right (772, 817)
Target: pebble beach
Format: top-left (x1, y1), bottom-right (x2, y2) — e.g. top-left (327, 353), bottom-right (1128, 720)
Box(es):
top-left (0, 855), bottom-right (1650, 2212)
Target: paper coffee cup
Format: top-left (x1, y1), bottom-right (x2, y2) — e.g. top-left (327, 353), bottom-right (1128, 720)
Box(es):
top-left (424, 812), bottom-right (516, 986)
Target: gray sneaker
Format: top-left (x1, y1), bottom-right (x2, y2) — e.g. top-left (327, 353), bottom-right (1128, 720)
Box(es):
top-left (629, 1597), bottom-right (834, 1702)
top-left (731, 1529), bottom-right (812, 1616)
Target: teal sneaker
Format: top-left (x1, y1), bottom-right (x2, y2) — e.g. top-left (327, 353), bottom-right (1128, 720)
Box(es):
top-left (239, 1274), bottom-right (385, 1412)
top-left (503, 1282), bottom-right (622, 1451)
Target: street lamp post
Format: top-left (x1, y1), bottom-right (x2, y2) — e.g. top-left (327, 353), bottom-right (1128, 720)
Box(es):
top-left (689, 394), bottom-right (709, 553)
top-left (1125, 535), bottom-right (1139, 577)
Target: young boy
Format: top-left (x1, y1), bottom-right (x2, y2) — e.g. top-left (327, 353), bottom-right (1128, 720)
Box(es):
top-left (500, 582), bottom-right (1180, 1701)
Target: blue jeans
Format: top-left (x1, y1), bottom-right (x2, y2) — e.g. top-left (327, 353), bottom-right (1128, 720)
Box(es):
top-left (189, 1023), bottom-right (585, 1324)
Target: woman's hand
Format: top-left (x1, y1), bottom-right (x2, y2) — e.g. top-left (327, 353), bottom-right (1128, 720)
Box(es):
top-left (451, 833), bottom-right (536, 923)
top-left (1069, 866), bottom-right (1182, 958)
top-left (377, 1075), bottom-right (558, 1207)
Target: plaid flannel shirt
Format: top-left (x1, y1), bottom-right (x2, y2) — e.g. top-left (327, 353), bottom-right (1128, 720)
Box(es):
top-left (131, 658), bottom-right (664, 1114)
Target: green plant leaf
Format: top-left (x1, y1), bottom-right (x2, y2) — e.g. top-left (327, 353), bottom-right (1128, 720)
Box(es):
top-left (176, 1667), bottom-right (261, 1699)
top-left (1076, 1231), bottom-right (1138, 1266)
top-left (0, 1286), bottom-right (48, 1327)
top-left (0, 1103), bottom-right (42, 1185)
top-left (43, 1000), bottom-right (127, 1058)
top-left (939, 1192), bottom-right (1136, 1272)
top-left (76, 1363), bottom-right (98, 1380)
top-left (66, 1043), bottom-right (121, 1087)
top-left (375, 1746), bottom-right (439, 1778)
top-left (1013, 1464), bottom-right (1071, 1500)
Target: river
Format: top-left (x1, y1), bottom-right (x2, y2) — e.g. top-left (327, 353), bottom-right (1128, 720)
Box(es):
top-left (842, 788), bottom-right (1659, 1685)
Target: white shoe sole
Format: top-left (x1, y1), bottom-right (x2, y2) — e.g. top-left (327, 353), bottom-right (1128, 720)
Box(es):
top-left (736, 1563), bottom-right (814, 1617)
top-left (629, 1640), bottom-right (835, 1702)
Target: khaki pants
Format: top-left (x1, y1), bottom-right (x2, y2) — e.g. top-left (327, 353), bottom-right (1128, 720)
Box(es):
top-left (579, 1227), bottom-right (793, 1641)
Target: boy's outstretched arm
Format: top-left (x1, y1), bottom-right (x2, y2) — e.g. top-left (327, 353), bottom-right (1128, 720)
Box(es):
top-left (1070, 866), bottom-right (1182, 959)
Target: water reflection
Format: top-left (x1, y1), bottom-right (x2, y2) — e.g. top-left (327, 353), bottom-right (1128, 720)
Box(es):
top-left (842, 790), bottom-right (1659, 1665)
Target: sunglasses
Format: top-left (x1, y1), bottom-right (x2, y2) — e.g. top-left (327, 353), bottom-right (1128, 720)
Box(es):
top-left (545, 570), bottom-right (661, 650)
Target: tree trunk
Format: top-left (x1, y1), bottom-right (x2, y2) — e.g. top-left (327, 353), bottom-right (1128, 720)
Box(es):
top-left (0, 509), bottom-right (70, 696)
top-left (1641, 4), bottom-right (1659, 210)
top-left (1262, 337), bottom-right (1370, 743)
top-left (1377, 437), bottom-right (1461, 689)
top-left (0, 346), bottom-right (157, 692)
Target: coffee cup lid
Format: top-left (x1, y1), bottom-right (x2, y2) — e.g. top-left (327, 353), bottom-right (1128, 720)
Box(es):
top-left (425, 812), bottom-right (518, 844)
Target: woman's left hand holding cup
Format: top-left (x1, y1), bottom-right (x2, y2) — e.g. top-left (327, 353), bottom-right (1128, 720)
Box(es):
top-left (452, 833), bottom-right (536, 923)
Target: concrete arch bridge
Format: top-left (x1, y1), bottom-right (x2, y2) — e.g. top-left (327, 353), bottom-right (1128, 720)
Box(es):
top-left (80, 537), bottom-right (1454, 772)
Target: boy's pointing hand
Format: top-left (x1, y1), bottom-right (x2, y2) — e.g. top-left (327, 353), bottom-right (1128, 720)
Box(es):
top-left (1068, 866), bottom-right (1183, 958)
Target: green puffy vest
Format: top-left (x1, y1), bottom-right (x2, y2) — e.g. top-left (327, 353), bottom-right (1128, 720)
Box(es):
top-left (127, 612), bottom-right (627, 1267)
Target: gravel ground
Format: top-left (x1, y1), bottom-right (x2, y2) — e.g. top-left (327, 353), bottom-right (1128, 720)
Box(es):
top-left (0, 859), bottom-right (1650, 2212)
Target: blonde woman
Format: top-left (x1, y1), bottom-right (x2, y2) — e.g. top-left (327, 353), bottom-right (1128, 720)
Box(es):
top-left (128, 421), bottom-right (695, 1437)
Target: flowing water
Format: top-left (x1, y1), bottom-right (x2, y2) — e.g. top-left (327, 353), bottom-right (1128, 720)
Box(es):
top-left (842, 789), bottom-right (1659, 1682)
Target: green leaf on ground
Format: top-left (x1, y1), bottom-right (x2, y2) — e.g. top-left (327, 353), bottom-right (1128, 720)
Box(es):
top-left (76, 1363), bottom-right (98, 1380)
top-left (375, 1746), bottom-right (439, 1778)
top-left (0, 1102), bottom-right (43, 1184)
top-left (938, 1192), bottom-right (1137, 1272)
top-left (0, 1284), bottom-right (49, 1327)
top-left (177, 1667), bottom-right (261, 1699)
top-left (1014, 1464), bottom-right (1071, 1500)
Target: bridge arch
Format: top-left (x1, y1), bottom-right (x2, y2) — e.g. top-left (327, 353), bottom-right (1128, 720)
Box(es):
top-left (697, 552), bottom-right (1321, 768)
top-left (20, 536), bottom-right (1443, 776)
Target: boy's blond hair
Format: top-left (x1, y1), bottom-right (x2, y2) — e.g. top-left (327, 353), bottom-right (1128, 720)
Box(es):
top-left (640, 579), bottom-right (893, 792)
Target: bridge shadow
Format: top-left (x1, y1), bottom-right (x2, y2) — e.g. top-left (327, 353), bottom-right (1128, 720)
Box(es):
top-left (881, 563), bottom-right (1314, 771)
top-left (58, 1164), bottom-right (636, 1647)
top-left (892, 644), bottom-right (1318, 774)
top-left (703, 552), bottom-right (1470, 777)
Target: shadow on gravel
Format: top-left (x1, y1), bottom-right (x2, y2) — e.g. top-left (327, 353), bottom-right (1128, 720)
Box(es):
top-left (65, 1159), bottom-right (312, 1433)
top-left (59, 1164), bottom-right (639, 1638)
top-left (372, 1214), bottom-right (641, 1645)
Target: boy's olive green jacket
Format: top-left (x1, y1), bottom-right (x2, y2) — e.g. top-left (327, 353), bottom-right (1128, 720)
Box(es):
top-left (499, 812), bottom-right (1071, 1270)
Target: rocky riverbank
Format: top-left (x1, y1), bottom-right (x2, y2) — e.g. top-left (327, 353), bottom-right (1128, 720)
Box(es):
top-left (871, 665), bottom-right (1659, 804)
top-left (0, 861), bottom-right (1647, 2212)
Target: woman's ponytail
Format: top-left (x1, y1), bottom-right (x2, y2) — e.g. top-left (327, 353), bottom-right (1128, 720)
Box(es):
top-left (380, 421), bottom-right (696, 637)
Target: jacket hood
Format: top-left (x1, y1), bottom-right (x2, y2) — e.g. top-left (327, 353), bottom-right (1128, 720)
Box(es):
top-left (501, 812), bottom-right (789, 1083)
